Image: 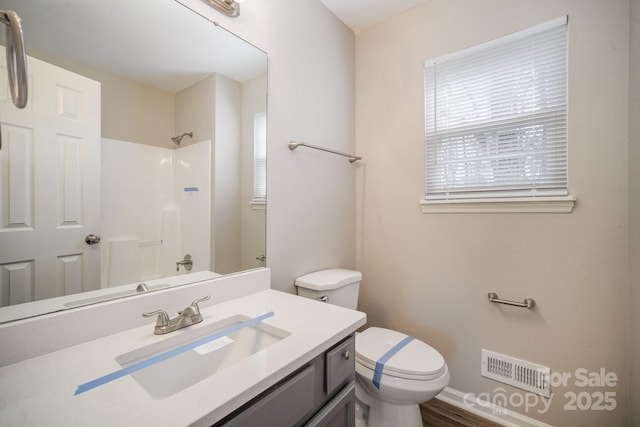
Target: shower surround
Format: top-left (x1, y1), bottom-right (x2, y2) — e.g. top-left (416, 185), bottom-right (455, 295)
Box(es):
top-left (101, 138), bottom-right (211, 287)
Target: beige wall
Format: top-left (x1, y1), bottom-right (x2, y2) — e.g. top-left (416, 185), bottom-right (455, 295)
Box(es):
top-left (356, 1), bottom-right (630, 425)
top-left (630, 0), bottom-right (640, 425)
top-left (98, 72), bottom-right (175, 147)
top-left (240, 74), bottom-right (268, 271)
top-left (30, 54), bottom-right (176, 148)
top-left (213, 74), bottom-right (243, 274)
top-left (175, 75), bottom-right (216, 149)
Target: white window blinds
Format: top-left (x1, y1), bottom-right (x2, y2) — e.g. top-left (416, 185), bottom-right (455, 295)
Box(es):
top-left (252, 112), bottom-right (267, 204)
top-left (424, 16), bottom-right (568, 200)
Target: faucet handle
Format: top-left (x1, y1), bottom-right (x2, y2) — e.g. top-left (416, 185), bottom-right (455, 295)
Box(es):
top-left (190, 295), bottom-right (211, 314)
top-left (142, 310), bottom-right (170, 327)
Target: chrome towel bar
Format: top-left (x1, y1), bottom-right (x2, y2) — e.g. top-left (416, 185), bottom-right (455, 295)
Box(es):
top-left (288, 141), bottom-right (362, 163)
top-left (488, 292), bottom-right (536, 309)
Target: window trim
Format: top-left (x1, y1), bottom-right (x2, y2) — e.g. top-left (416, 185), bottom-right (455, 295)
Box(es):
top-left (251, 112), bottom-right (267, 207)
top-left (420, 195), bottom-right (575, 214)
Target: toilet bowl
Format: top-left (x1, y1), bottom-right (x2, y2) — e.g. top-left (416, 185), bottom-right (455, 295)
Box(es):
top-left (354, 327), bottom-right (450, 427)
top-left (295, 269), bottom-right (450, 427)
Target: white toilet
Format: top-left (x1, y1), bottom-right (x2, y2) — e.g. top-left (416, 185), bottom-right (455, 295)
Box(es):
top-left (295, 269), bottom-right (450, 427)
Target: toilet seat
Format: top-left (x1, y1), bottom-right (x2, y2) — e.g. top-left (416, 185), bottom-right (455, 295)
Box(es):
top-left (355, 327), bottom-right (446, 381)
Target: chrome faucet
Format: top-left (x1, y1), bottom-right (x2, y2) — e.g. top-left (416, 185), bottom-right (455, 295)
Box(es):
top-left (142, 296), bottom-right (210, 335)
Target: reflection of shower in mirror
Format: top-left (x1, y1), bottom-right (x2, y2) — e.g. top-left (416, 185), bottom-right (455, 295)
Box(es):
top-left (171, 132), bottom-right (193, 146)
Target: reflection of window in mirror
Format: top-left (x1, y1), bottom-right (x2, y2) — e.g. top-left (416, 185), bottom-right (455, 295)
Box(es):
top-left (251, 112), bottom-right (267, 207)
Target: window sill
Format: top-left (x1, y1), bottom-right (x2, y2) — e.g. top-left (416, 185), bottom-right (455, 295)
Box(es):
top-left (419, 196), bottom-right (576, 214)
top-left (250, 201), bottom-right (266, 211)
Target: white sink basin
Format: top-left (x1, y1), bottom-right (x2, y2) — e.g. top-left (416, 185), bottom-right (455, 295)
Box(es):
top-left (115, 314), bottom-right (289, 399)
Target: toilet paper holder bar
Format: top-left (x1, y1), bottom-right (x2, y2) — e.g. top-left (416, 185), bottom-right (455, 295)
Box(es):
top-left (488, 292), bottom-right (535, 309)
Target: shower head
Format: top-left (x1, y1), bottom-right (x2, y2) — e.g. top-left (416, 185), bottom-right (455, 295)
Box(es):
top-left (171, 132), bottom-right (193, 145)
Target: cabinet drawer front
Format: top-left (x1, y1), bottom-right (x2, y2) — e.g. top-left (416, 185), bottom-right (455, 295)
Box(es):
top-left (325, 335), bottom-right (355, 395)
top-left (221, 364), bottom-right (315, 427)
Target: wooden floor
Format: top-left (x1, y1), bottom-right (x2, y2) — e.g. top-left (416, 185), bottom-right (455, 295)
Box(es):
top-left (420, 399), bottom-right (505, 427)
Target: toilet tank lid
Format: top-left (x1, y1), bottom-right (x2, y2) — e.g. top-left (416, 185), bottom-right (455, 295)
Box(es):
top-left (295, 268), bottom-right (362, 291)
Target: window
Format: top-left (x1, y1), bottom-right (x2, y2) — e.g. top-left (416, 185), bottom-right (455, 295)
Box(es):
top-left (422, 17), bottom-right (574, 213)
top-left (252, 112), bottom-right (267, 206)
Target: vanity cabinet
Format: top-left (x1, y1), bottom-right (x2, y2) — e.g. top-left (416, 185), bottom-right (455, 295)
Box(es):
top-left (215, 334), bottom-right (356, 427)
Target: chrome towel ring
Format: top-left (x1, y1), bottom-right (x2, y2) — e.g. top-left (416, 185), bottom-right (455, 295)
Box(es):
top-left (0, 9), bottom-right (28, 151)
top-left (0, 9), bottom-right (28, 109)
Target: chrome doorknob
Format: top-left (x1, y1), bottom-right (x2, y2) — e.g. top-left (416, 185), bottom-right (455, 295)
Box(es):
top-left (85, 234), bottom-right (101, 245)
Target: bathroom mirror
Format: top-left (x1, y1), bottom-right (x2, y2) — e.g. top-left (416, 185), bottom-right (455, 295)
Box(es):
top-left (0, 0), bottom-right (267, 322)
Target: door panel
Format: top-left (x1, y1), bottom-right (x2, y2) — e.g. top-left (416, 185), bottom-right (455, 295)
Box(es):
top-left (0, 49), bottom-right (101, 305)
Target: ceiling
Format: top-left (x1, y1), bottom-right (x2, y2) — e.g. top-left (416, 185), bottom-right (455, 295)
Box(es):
top-left (319, 0), bottom-right (429, 33)
top-left (0, 0), bottom-right (424, 92)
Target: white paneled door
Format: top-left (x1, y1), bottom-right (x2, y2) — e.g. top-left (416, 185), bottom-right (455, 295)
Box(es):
top-left (0, 50), bottom-right (101, 306)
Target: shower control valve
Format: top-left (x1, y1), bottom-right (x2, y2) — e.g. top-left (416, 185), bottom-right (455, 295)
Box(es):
top-left (176, 254), bottom-right (193, 272)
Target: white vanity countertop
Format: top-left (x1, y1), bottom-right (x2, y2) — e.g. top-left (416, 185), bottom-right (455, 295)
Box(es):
top-left (0, 289), bottom-right (366, 426)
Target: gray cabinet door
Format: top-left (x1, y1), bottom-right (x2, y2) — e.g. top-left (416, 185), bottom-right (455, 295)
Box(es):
top-left (305, 382), bottom-right (355, 427)
top-left (325, 336), bottom-right (355, 395)
top-left (221, 365), bottom-right (316, 427)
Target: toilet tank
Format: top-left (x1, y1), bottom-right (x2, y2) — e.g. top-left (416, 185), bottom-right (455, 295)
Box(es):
top-left (295, 268), bottom-right (361, 309)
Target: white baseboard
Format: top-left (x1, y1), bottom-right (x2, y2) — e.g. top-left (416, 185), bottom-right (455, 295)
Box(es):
top-left (435, 387), bottom-right (554, 427)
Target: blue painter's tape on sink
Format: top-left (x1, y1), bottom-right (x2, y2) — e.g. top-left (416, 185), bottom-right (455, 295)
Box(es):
top-left (75, 311), bottom-right (277, 396)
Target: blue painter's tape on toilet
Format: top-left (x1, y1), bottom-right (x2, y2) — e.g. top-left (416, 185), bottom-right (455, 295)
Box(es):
top-left (372, 335), bottom-right (414, 389)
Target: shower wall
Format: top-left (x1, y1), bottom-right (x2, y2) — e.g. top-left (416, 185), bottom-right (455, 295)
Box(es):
top-left (75, 65), bottom-right (252, 284)
top-left (101, 138), bottom-right (211, 287)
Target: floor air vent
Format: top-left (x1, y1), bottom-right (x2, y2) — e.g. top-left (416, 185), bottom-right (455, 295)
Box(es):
top-left (481, 349), bottom-right (551, 397)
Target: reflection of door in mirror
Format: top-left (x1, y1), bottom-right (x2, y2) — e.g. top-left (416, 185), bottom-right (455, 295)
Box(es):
top-left (0, 50), bottom-right (218, 303)
top-left (0, 50), bottom-right (101, 305)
